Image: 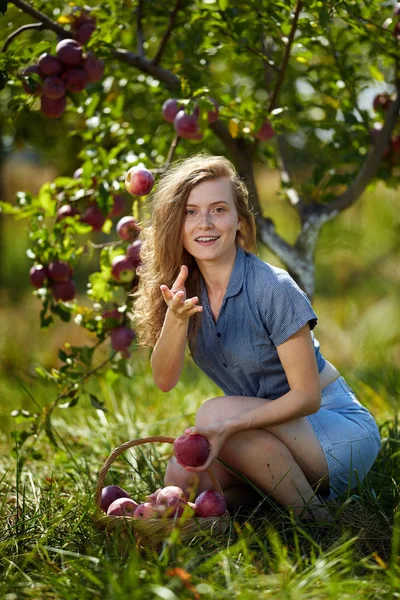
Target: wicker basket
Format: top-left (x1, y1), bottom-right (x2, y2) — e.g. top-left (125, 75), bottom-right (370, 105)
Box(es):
top-left (94, 436), bottom-right (230, 549)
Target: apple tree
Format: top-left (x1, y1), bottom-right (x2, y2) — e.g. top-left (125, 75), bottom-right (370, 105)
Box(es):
top-left (0, 0), bottom-right (399, 443)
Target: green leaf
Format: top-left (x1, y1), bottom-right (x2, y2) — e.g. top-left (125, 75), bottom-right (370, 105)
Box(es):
top-left (90, 394), bottom-right (108, 412)
top-left (0, 0), bottom-right (8, 16)
top-left (218, 0), bottom-right (228, 10)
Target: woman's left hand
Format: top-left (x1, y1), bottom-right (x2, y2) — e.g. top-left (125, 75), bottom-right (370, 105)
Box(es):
top-left (182, 422), bottom-right (230, 472)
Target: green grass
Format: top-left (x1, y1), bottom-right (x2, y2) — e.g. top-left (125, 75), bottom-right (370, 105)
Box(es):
top-left (0, 355), bottom-right (399, 599)
top-left (1, 179), bottom-right (400, 597)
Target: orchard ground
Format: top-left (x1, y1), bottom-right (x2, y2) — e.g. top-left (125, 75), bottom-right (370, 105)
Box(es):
top-left (0, 176), bottom-right (400, 598)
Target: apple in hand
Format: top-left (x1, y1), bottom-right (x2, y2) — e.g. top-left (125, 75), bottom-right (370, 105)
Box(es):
top-left (173, 434), bottom-right (211, 468)
top-left (195, 489), bottom-right (227, 517)
top-left (101, 485), bottom-right (131, 513)
top-left (107, 497), bottom-right (138, 517)
top-left (125, 166), bottom-right (155, 196)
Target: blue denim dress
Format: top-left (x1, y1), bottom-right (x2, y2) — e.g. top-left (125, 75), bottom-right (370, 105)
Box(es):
top-left (190, 247), bottom-right (381, 501)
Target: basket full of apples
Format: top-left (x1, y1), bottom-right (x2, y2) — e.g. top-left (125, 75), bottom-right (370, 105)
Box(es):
top-left (94, 435), bottom-right (230, 548)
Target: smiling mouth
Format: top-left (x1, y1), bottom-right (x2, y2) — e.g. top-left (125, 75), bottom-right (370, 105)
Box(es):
top-left (195, 236), bottom-right (220, 243)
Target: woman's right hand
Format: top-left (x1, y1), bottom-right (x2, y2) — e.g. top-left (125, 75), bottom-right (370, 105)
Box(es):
top-left (160, 265), bottom-right (203, 321)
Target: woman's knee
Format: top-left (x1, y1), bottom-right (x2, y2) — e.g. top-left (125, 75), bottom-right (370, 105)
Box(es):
top-left (195, 396), bottom-right (225, 426)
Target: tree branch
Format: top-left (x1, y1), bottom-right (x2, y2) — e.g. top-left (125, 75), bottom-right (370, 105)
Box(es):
top-left (9, 0), bottom-right (68, 38)
top-left (136, 0), bottom-right (145, 58)
top-left (165, 134), bottom-right (181, 167)
top-left (152, 0), bottom-right (183, 66)
top-left (268, 0), bottom-right (303, 112)
top-left (327, 83), bottom-right (400, 213)
top-left (2, 22), bottom-right (45, 53)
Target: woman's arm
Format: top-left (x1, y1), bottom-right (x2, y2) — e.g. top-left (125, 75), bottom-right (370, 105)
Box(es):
top-left (184, 324), bottom-right (321, 470)
top-left (151, 265), bottom-right (203, 392)
top-left (151, 309), bottom-right (189, 392)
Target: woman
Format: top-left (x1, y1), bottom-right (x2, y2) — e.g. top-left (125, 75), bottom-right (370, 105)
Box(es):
top-left (133, 154), bottom-right (381, 520)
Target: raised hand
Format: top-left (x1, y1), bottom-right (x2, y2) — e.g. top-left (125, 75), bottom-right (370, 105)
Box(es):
top-left (160, 265), bottom-right (203, 321)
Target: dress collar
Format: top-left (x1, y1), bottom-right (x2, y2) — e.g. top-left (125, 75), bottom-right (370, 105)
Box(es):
top-left (199, 246), bottom-right (246, 300)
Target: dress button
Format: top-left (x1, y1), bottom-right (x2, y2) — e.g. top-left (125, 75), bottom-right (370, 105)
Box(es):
top-left (223, 362), bottom-right (228, 367)
top-left (217, 332), bottom-right (221, 337)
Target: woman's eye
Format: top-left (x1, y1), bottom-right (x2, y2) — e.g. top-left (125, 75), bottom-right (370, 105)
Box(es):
top-left (185, 209), bottom-right (196, 215)
top-left (214, 207), bottom-right (226, 212)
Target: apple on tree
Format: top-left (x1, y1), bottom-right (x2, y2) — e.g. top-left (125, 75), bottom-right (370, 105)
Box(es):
top-left (81, 203), bottom-right (106, 231)
top-left (116, 216), bottom-right (141, 241)
top-left (29, 264), bottom-right (49, 288)
top-left (48, 260), bottom-right (72, 282)
top-left (111, 255), bottom-right (135, 282)
top-left (110, 326), bottom-right (135, 352)
top-left (51, 279), bottom-right (76, 302)
top-left (56, 39), bottom-right (83, 67)
top-left (38, 54), bottom-right (62, 76)
top-left (162, 98), bottom-right (182, 123)
top-left (126, 240), bottom-right (142, 269)
top-left (125, 166), bottom-right (155, 196)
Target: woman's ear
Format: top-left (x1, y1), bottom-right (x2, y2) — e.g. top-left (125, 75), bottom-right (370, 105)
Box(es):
top-left (237, 219), bottom-right (242, 230)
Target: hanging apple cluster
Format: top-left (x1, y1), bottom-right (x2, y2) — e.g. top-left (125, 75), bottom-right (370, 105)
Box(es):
top-left (21, 9), bottom-right (104, 118)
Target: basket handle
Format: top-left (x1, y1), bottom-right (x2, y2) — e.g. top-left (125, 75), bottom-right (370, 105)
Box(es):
top-left (94, 435), bottom-right (223, 510)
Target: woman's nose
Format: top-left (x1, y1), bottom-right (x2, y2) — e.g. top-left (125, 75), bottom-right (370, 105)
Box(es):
top-left (198, 212), bottom-right (213, 227)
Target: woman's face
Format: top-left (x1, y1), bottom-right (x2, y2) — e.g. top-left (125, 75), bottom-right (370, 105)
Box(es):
top-left (182, 177), bottom-right (241, 263)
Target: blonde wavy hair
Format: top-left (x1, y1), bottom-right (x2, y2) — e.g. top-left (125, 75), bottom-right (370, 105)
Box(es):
top-left (131, 153), bottom-right (257, 349)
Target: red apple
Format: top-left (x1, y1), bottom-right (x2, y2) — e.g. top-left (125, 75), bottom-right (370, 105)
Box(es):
top-left (22, 65), bottom-right (44, 95)
top-left (110, 326), bottom-right (136, 351)
top-left (43, 76), bottom-right (66, 100)
top-left (394, 3), bottom-right (400, 16)
top-left (76, 22), bottom-right (96, 45)
top-left (255, 120), bottom-right (276, 141)
top-left (63, 68), bottom-right (88, 93)
top-left (116, 216), bottom-right (141, 241)
top-left (174, 434), bottom-right (211, 468)
top-left (125, 166), bottom-right (155, 197)
top-left (57, 204), bottom-right (79, 221)
top-left (108, 194), bottom-right (125, 218)
top-left (162, 98), bottom-right (182, 123)
top-left (71, 6), bottom-right (96, 29)
top-left (373, 93), bottom-right (392, 113)
top-left (81, 203), bottom-right (106, 231)
top-left (107, 497), bottom-right (138, 517)
top-left (194, 489), bottom-right (226, 517)
top-left (156, 486), bottom-right (187, 517)
top-left (51, 279), bottom-right (76, 302)
top-left (83, 53), bottom-right (105, 83)
top-left (102, 308), bottom-right (124, 329)
top-left (40, 95), bottom-right (67, 118)
top-left (48, 260), bottom-right (72, 282)
top-left (111, 255), bottom-right (135, 282)
top-left (394, 21), bottom-right (400, 39)
top-left (173, 110), bottom-right (199, 138)
top-left (56, 39), bottom-right (83, 67)
top-left (38, 54), bottom-right (62, 76)
top-left (29, 264), bottom-right (49, 288)
top-left (126, 240), bottom-right (142, 269)
top-left (145, 488), bottom-right (162, 505)
top-left (134, 502), bottom-right (164, 519)
top-left (206, 97), bottom-right (219, 123)
top-left (101, 485), bottom-right (131, 512)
